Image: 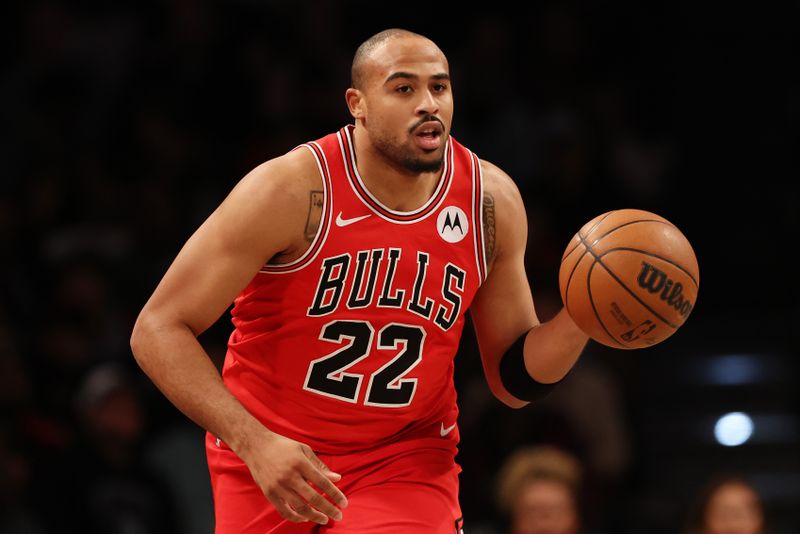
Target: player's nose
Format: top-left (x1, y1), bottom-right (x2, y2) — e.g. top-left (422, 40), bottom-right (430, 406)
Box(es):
top-left (415, 89), bottom-right (439, 116)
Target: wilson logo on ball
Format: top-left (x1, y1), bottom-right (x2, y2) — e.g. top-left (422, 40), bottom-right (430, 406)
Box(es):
top-left (637, 262), bottom-right (693, 317)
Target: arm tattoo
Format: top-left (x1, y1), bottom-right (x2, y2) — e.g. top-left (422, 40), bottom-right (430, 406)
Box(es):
top-left (304, 191), bottom-right (324, 242)
top-left (482, 192), bottom-right (496, 264)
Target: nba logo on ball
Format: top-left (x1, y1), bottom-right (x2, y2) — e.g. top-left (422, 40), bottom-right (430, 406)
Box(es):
top-left (437, 206), bottom-right (468, 243)
top-left (559, 209), bottom-right (699, 349)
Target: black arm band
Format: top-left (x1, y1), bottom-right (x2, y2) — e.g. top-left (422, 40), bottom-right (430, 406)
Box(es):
top-left (499, 329), bottom-right (563, 402)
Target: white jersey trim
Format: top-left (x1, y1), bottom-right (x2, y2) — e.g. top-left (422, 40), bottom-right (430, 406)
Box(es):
top-left (339, 126), bottom-right (454, 224)
top-left (471, 153), bottom-right (488, 283)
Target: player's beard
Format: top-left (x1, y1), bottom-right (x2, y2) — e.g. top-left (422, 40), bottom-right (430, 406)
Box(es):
top-left (370, 129), bottom-right (445, 174)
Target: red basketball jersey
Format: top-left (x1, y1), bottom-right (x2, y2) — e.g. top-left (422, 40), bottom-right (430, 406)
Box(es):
top-left (222, 125), bottom-right (487, 454)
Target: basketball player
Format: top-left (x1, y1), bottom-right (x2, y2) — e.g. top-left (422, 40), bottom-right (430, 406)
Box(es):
top-left (130, 29), bottom-right (589, 533)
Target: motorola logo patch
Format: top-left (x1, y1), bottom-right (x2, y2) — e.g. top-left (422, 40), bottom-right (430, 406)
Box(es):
top-left (437, 206), bottom-right (468, 243)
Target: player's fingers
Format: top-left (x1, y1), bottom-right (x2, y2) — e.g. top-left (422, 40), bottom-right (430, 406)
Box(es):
top-left (282, 488), bottom-right (330, 525)
top-left (294, 479), bottom-right (344, 522)
top-left (324, 469), bottom-right (342, 482)
top-left (302, 446), bottom-right (342, 481)
top-left (302, 467), bottom-right (348, 510)
top-left (300, 447), bottom-right (348, 508)
top-left (265, 490), bottom-right (308, 524)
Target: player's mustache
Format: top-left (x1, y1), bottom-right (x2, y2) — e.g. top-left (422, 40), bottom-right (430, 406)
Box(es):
top-left (409, 116), bottom-right (445, 134)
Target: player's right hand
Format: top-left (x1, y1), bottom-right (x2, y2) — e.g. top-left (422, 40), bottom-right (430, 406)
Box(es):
top-left (241, 431), bottom-right (348, 524)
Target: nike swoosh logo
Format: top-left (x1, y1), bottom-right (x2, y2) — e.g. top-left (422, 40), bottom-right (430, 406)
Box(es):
top-left (335, 212), bottom-right (371, 227)
top-left (440, 422), bottom-right (457, 437)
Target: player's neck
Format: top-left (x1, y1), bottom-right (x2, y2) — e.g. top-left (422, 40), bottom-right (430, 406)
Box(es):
top-left (352, 128), bottom-right (442, 213)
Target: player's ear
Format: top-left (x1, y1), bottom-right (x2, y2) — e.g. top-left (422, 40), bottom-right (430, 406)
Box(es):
top-left (346, 88), bottom-right (366, 120)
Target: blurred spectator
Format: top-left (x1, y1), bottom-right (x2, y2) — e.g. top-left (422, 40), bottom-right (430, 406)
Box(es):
top-left (0, 426), bottom-right (44, 534)
top-left (684, 475), bottom-right (767, 534)
top-left (75, 364), bottom-right (179, 533)
top-left (29, 363), bottom-right (181, 533)
top-left (496, 445), bottom-right (586, 534)
top-left (144, 421), bottom-right (215, 534)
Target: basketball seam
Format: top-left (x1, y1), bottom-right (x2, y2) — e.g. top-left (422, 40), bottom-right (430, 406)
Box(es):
top-left (565, 215), bottom-right (671, 301)
top-left (587, 219), bottom-right (677, 250)
top-left (562, 246), bottom-right (586, 317)
top-left (563, 212), bottom-right (613, 315)
top-left (562, 211), bottom-right (612, 261)
top-left (587, 261), bottom-right (628, 348)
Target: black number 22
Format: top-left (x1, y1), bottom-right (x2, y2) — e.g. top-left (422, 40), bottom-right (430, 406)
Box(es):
top-left (303, 320), bottom-right (425, 407)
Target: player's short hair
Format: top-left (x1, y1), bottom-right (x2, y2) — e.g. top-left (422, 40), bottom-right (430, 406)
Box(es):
top-left (351, 28), bottom-right (429, 90)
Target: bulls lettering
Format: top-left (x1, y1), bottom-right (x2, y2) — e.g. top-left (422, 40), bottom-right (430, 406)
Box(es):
top-left (434, 264), bottom-right (465, 330)
top-left (347, 249), bottom-right (384, 309)
top-left (308, 248), bottom-right (467, 331)
top-left (308, 254), bottom-right (351, 316)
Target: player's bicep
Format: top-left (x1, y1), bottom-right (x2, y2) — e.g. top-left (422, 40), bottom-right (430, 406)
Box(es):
top-left (138, 159), bottom-right (306, 336)
top-left (470, 161), bottom-right (539, 405)
top-left (471, 248), bottom-right (537, 355)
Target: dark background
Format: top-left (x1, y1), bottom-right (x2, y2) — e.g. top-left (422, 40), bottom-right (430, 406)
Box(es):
top-left (1, 1), bottom-right (797, 533)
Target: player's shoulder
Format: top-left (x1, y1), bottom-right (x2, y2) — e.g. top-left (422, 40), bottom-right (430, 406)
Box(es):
top-left (227, 145), bottom-right (322, 215)
top-left (479, 158), bottom-right (524, 209)
top-left (210, 145), bottom-right (322, 258)
top-left (478, 159), bottom-right (528, 258)
top-left (244, 146), bottom-right (320, 194)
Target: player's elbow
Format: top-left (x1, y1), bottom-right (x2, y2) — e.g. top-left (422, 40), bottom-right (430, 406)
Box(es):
top-left (486, 376), bottom-right (529, 409)
top-left (129, 311), bottom-right (151, 364)
top-left (480, 349), bottom-right (530, 409)
top-left (496, 389), bottom-right (529, 410)
top-left (129, 309), bottom-right (165, 367)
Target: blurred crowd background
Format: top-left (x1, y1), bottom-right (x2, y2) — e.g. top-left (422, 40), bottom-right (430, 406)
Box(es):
top-left (1, 1), bottom-right (797, 533)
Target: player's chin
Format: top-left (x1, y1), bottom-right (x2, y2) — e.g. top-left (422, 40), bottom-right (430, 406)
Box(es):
top-left (409, 153), bottom-right (444, 174)
top-left (398, 147), bottom-right (440, 173)
top-left (416, 141), bottom-right (446, 159)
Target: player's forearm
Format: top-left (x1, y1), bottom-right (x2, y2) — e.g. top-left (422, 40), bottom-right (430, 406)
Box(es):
top-left (522, 308), bottom-right (589, 384)
top-left (130, 316), bottom-right (271, 456)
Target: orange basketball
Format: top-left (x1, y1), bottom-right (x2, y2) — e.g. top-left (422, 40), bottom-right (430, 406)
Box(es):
top-left (559, 209), bottom-right (699, 349)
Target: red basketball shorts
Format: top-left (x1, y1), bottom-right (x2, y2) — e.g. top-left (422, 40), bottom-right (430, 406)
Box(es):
top-left (205, 433), bottom-right (464, 533)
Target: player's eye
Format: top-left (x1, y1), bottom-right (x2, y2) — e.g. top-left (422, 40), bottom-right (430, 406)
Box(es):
top-left (433, 83), bottom-right (448, 92)
top-left (395, 85), bottom-right (412, 94)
